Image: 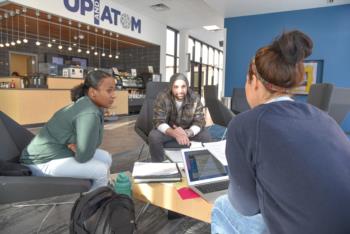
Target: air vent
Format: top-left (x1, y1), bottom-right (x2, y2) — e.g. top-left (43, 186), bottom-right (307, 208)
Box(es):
top-left (150, 3), bottom-right (170, 11)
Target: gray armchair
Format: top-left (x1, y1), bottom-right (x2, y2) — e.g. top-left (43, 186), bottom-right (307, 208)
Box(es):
top-left (231, 88), bottom-right (250, 114)
top-left (0, 111), bottom-right (91, 204)
top-left (204, 85), bottom-right (235, 128)
top-left (307, 83), bottom-right (350, 125)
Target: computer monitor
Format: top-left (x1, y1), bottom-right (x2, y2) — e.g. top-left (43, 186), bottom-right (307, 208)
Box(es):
top-left (52, 56), bottom-right (64, 65)
top-left (71, 57), bottom-right (87, 68)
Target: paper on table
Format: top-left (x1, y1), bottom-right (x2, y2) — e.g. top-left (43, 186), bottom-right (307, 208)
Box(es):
top-left (132, 162), bottom-right (179, 177)
top-left (203, 140), bottom-right (227, 166)
top-left (190, 141), bottom-right (203, 148)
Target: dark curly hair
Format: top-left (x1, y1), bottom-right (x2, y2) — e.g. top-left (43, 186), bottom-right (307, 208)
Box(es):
top-left (71, 70), bottom-right (111, 102)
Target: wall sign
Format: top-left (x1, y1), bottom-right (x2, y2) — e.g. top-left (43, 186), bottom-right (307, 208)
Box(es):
top-left (8, 0), bottom-right (166, 45)
top-left (63, 0), bottom-right (141, 33)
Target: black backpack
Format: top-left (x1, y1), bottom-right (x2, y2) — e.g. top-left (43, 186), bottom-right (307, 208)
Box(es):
top-left (70, 186), bottom-right (136, 234)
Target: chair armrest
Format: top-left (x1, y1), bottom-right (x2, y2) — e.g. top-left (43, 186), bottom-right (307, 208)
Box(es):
top-left (0, 176), bottom-right (91, 204)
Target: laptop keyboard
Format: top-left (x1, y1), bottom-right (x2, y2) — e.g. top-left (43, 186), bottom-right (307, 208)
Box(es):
top-left (195, 180), bottom-right (229, 194)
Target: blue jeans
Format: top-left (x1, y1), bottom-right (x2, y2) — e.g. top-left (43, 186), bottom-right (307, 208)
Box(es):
top-left (211, 195), bottom-right (267, 234)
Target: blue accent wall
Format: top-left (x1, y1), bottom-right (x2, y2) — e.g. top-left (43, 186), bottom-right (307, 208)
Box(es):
top-left (224, 4), bottom-right (350, 96)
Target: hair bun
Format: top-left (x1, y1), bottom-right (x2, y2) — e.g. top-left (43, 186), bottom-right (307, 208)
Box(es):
top-left (271, 30), bottom-right (313, 65)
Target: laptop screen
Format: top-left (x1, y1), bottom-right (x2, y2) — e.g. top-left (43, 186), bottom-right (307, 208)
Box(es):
top-left (184, 149), bottom-right (228, 182)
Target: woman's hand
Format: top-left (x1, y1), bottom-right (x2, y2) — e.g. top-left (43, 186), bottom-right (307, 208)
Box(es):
top-left (67, 144), bottom-right (77, 153)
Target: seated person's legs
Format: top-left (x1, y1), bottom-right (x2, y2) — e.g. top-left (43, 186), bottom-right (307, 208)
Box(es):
top-left (27, 150), bottom-right (111, 191)
top-left (211, 195), bottom-right (266, 234)
top-left (148, 129), bottom-right (175, 162)
top-left (94, 149), bottom-right (112, 167)
top-left (191, 128), bottom-right (212, 143)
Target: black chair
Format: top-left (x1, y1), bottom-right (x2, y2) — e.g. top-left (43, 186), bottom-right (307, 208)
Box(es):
top-left (231, 88), bottom-right (250, 114)
top-left (203, 85), bottom-right (235, 140)
top-left (308, 83), bottom-right (350, 125)
top-left (0, 111), bottom-right (91, 204)
top-left (204, 85), bottom-right (235, 128)
top-left (134, 82), bottom-right (170, 160)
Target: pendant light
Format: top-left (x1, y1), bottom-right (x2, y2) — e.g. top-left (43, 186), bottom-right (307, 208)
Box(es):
top-left (101, 30), bottom-right (106, 57)
top-left (115, 34), bottom-right (119, 59)
top-left (58, 17), bottom-right (62, 50)
top-left (94, 28), bottom-right (98, 56)
top-left (68, 20), bottom-right (72, 51)
top-left (47, 14), bottom-right (52, 47)
top-left (10, 11), bottom-right (15, 46)
top-left (86, 25), bottom-right (90, 54)
top-left (0, 15), bottom-right (3, 48)
top-left (15, 9), bottom-right (21, 44)
top-left (4, 13), bottom-right (9, 47)
top-left (108, 32), bottom-right (112, 58)
top-left (77, 23), bottom-right (81, 53)
top-left (22, 8), bottom-right (28, 43)
top-left (35, 10), bottom-right (41, 46)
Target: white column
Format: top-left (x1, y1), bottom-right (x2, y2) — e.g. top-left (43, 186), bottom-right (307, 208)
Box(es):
top-left (221, 28), bottom-right (227, 98)
top-left (178, 30), bottom-right (189, 75)
top-left (159, 25), bottom-right (167, 81)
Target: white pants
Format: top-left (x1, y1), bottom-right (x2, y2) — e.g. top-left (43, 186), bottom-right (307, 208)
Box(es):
top-left (28, 149), bottom-right (112, 191)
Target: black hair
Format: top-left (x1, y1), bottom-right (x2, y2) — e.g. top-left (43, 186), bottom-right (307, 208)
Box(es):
top-left (71, 70), bottom-right (111, 102)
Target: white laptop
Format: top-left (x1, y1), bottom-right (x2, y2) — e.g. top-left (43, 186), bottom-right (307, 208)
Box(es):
top-left (181, 148), bottom-right (229, 203)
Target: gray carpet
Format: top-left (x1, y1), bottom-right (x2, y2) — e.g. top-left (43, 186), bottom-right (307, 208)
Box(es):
top-left (0, 147), bottom-right (210, 234)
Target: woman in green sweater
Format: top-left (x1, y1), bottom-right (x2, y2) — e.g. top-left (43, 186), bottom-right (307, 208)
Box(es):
top-left (21, 70), bottom-right (116, 190)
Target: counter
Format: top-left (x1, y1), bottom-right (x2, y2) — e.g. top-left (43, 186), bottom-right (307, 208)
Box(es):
top-left (0, 77), bottom-right (129, 125)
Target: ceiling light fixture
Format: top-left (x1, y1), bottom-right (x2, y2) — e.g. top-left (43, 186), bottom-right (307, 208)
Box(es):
top-left (94, 27), bottom-right (98, 56)
top-left (4, 13), bottom-right (9, 47)
top-left (15, 9), bottom-right (21, 44)
top-left (77, 23), bottom-right (81, 53)
top-left (58, 17), bottom-right (62, 49)
top-left (150, 3), bottom-right (170, 11)
top-left (115, 34), bottom-right (119, 59)
top-left (47, 14), bottom-right (52, 47)
top-left (86, 25), bottom-right (90, 54)
top-left (203, 25), bottom-right (220, 31)
top-left (101, 30), bottom-right (105, 57)
top-left (35, 10), bottom-right (41, 46)
top-left (0, 15), bottom-right (4, 47)
top-left (10, 11), bottom-right (16, 46)
top-left (22, 8), bottom-right (28, 43)
top-left (108, 32), bottom-right (112, 58)
top-left (68, 20), bottom-right (72, 51)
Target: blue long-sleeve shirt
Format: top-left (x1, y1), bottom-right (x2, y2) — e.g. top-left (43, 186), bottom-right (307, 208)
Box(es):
top-left (226, 101), bottom-right (350, 234)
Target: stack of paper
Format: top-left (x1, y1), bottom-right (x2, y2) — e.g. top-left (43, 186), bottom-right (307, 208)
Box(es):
top-left (132, 162), bottom-right (182, 183)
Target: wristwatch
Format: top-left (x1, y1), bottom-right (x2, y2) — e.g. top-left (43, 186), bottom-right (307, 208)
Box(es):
top-left (185, 129), bottom-right (194, 138)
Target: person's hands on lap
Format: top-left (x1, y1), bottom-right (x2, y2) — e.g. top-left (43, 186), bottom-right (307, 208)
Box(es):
top-left (67, 143), bottom-right (77, 153)
top-left (169, 125), bottom-right (190, 146)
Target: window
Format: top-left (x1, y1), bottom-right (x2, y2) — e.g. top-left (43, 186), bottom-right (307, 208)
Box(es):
top-left (165, 27), bottom-right (180, 81)
top-left (188, 36), bottom-right (224, 97)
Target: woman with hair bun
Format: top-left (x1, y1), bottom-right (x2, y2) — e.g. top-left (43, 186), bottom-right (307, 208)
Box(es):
top-left (21, 70), bottom-right (116, 191)
top-left (211, 31), bottom-right (350, 233)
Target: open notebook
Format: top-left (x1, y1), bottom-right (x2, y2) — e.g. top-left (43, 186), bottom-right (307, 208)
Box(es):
top-left (132, 162), bottom-right (182, 183)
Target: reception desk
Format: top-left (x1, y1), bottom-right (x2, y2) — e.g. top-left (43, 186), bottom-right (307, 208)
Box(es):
top-left (0, 76), bottom-right (129, 125)
top-left (0, 89), bottom-right (129, 125)
top-left (0, 89), bottom-right (71, 125)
